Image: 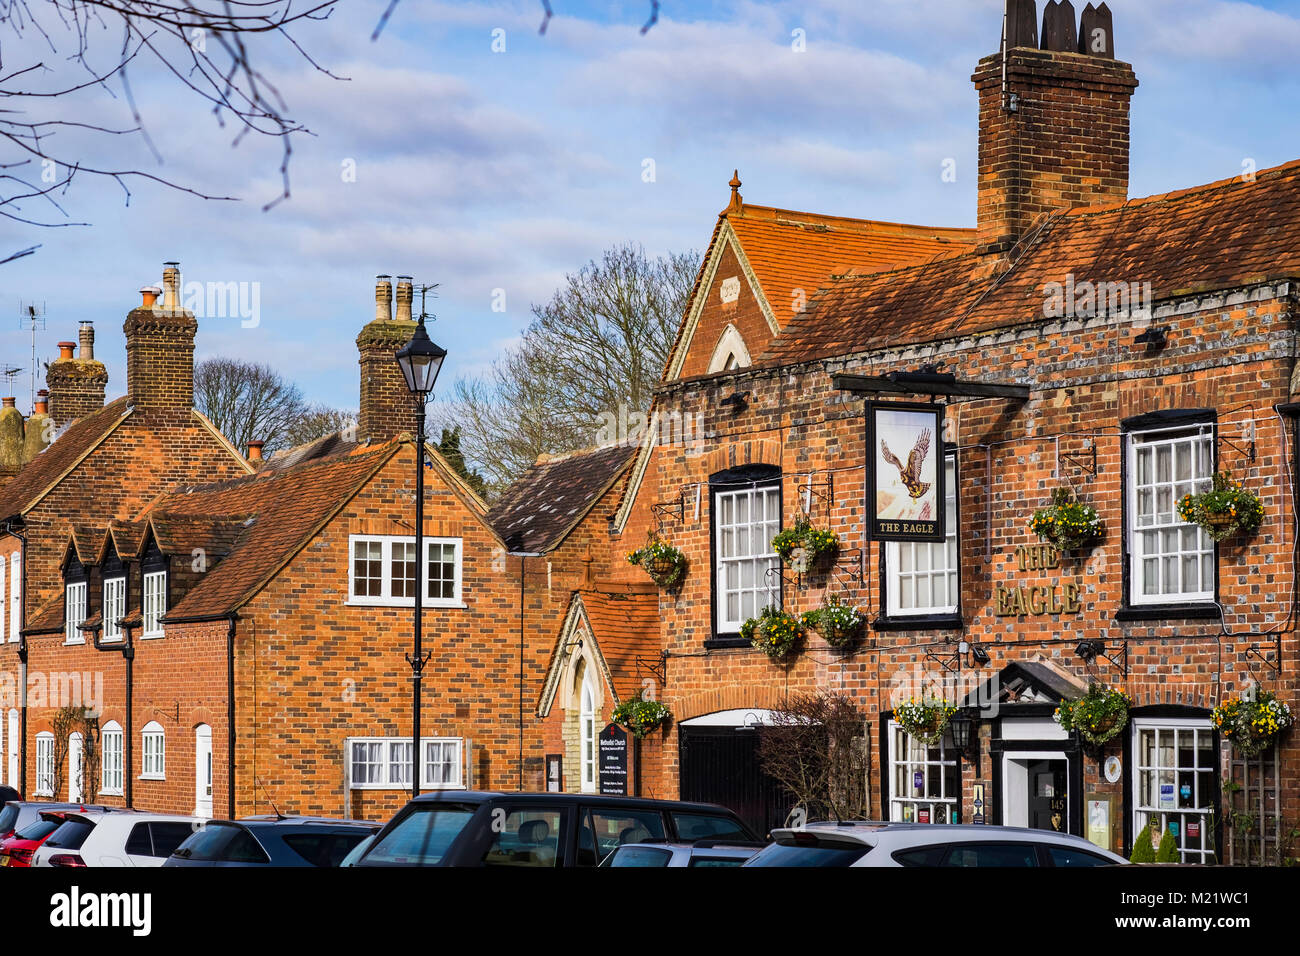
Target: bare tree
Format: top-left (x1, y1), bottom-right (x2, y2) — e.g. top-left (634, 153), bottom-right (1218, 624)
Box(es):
top-left (440, 243), bottom-right (699, 496)
top-left (758, 693), bottom-right (871, 825)
top-left (195, 357), bottom-right (302, 453)
top-left (281, 402), bottom-right (356, 449)
top-left (2, 0), bottom-right (345, 260)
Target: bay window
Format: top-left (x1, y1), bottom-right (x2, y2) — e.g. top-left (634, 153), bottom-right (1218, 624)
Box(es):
top-left (711, 466), bottom-right (781, 637)
top-left (347, 535), bottom-right (463, 607)
top-left (885, 456), bottom-right (959, 620)
top-left (1127, 423), bottom-right (1215, 606)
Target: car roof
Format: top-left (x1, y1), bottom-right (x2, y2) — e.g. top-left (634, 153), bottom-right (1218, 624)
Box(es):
top-left (774, 822), bottom-right (1124, 854)
top-left (235, 816), bottom-right (379, 829)
top-left (409, 790), bottom-right (738, 814)
top-left (620, 842), bottom-right (758, 853)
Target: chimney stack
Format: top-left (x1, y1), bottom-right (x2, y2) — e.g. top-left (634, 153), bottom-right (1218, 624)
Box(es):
top-left (357, 273), bottom-right (422, 445)
top-left (975, 0), bottom-right (1136, 251)
top-left (124, 261), bottom-right (198, 412)
top-left (246, 440), bottom-right (264, 463)
top-left (46, 336), bottom-right (107, 430)
top-left (395, 276), bottom-right (414, 322)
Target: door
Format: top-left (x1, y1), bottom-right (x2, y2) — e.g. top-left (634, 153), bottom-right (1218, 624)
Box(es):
top-left (679, 725), bottom-right (792, 838)
top-left (68, 733), bottom-right (83, 803)
top-left (1027, 759), bottom-right (1068, 833)
top-left (195, 725), bottom-right (213, 818)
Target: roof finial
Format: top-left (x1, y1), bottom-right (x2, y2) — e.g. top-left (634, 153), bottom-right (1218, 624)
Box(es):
top-left (728, 169), bottom-right (743, 214)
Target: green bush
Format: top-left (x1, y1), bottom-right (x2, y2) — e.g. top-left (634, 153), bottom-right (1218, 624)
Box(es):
top-left (1130, 824), bottom-right (1157, 863)
top-left (1156, 830), bottom-right (1181, 863)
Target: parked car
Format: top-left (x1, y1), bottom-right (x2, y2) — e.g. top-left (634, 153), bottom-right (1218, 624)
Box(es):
top-left (0, 810), bottom-right (69, 868)
top-left (0, 786), bottom-right (19, 807)
top-left (164, 817), bottom-right (379, 867)
top-left (353, 791), bottom-right (761, 867)
top-left (599, 840), bottom-right (763, 867)
top-left (0, 801), bottom-right (115, 843)
top-left (30, 810), bottom-right (205, 868)
top-left (744, 822), bottom-right (1129, 867)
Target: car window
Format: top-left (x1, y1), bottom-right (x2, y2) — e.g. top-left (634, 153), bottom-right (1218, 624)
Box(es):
top-left (942, 843), bottom-right (1039, 867)
top-left (481, 809), bottom-right (566, 867)
top-left (43, 820), bottom-right (94, 850)
top-left (0, 804), bottom-right (19, 834)
top-left (224, 829), bottom-right (271, 864)
top-left (125, 823), bottom-right (153, 856)
top-left (583, 809), bottom-right (666, 864)
top-left (606, 845), bottom-right (673, 867)
top-left (282, 832), bottom-right (370, 868)
top-left (671, 812), bottom-right (753, 844)
top-left (14, 819), bottom-right (61, 843)
top-left (688, 855), bottom-right (748, 867)
top-left (745, 842), bottom-right (869, 867)
top-left (893, 845), bottom-right (948, 867)
top-left (176, 823), bottom-right (239, 861)
top-left (1047, 846), bottom-right (1114, 867)
top-left (148, 823), bottom-right (197, 859)
top-left (362, 805), bottom-right (476, 867)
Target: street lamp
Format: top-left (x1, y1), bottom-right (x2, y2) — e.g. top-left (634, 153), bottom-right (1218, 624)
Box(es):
top-left (395, 313), bottom-right (448, 800)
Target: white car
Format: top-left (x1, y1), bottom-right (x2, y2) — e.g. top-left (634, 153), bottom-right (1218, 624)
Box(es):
top-left (32, 810), bottom-right (205, 868)
top-left (744, 821), bottom-right (1129, 867)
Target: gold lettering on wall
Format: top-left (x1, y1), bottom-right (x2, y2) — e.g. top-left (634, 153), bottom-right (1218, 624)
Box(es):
top-left (996, 545), bottom-right (1084, 618)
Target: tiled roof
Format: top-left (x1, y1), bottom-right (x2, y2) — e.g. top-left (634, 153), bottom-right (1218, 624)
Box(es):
top-left (576, 583), bottom-right (661, 702)
top-left (106, 520), bottom-right (147, 561)
top-left (147, 513), bottom-right (250, 559)
top-left (150, 442), bottom-right (401, 619)
top-left (761, 160), bottom-right (1300, 365)
top-left (727, 203), bottom-right (975, 327)
top-left (261, 431), bottom-right (361, 471)
top-left (0, 397), bottom-right (132, 520)
top-left (487, 444), bottom-right (635, 554)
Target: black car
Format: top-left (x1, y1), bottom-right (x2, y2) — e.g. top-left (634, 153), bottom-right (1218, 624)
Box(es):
top-left (164, 816), bottom-right (379, 868)
top-left (353, 791), bottom-right (760, 867)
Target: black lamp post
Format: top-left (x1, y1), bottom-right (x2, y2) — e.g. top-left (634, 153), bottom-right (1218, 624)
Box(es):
top-left (395, 314), bottom-right (447, 800)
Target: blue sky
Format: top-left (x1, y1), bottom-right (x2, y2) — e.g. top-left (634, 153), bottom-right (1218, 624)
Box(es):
top-left (2, 0), bottom-right (1299, 420)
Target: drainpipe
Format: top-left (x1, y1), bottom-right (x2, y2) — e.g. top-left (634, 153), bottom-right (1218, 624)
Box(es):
top-left (513, 552), bottom-right (545, 791)
top-left (92, 618), bottom-right (134, 807)
top-left (3, 518), bottom-right (28, 796)
top-left (227, 613), bottom-right (237, 819)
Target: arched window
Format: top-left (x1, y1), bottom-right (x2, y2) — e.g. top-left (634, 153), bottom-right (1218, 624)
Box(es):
top-left (35, 732), bottom-right (54, 796)
top-left (580, 672), bottom-right (597, 794)
top-left (707, 324), bottom-right (752, 374)
top-left (141, 721), bottom-right (165, 780)
top-left (101, 721), bottom-right (124, 795)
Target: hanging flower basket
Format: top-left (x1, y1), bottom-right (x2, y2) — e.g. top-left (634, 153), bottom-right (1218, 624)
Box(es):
top-left (1213, 689), bottom-right (1293, 757)
top-left (1054, 685), bottom-right (1131, 747)
top-left (1178, 471), bottom-right (1264, 543)
top-left (1029, 487), bottom-right (1103, 551)
top-left (611, 694), bottom-right (673, 739)
top-left (894, 698), bottom-right (958, 745)
top-left (740, 606), bottom-right (804, 663)
top-left (772, 514), bottom-right (839, 574)
top-left (800, 596), bottom-right (866, 650)
top-left (627, 536), bottom-right (687, 590)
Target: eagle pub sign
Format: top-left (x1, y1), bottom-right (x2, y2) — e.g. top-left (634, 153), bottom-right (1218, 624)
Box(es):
top-left (867, 401), bottom-right (946, 543)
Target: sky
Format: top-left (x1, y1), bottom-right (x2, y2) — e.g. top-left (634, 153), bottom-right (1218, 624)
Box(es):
top-left (2, 0), bottom-right (1300, 420)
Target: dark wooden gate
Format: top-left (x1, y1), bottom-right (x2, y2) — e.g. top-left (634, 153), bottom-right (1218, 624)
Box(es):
top-left (679, 725), bottom-right (794, 838)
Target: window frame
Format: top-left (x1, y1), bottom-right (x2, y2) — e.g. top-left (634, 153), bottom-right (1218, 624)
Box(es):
top-left (709, 465), bottom-right (782, 643)
top-left (346, 534), bottom-right (465, 608)
top-left (885, 719), bottom-right (961, 825)
top-left (344, 736), bottom-right (464, 790)
top-left (580, 677), bottom-right (597, 794)
top-left (100, 721), bottom-right (124, 796)
top-left (1129, 715), bottom-right (1218, 865)
top-left (64, 581), bottom-right (88, 646)
top-left (102, 574), bottom-right (127, 643)
top-left (9, 552), bottom-right (20, 644)
top-left (1121, 415), bottom-right (1219, 616)
top-left (142, 570), bottom-right (167, 639)
top-left (35, 731), bottom-right (55, 797)
top-left (141, 721), bottom-right (166, 781)
top-left (880, 454), bottom-right (961, 627)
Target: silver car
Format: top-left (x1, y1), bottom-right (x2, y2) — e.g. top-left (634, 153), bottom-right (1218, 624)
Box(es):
top-left (600, 841), bottom-right (762, 867)
top-left (744, 822), bottom-right (1129, 867)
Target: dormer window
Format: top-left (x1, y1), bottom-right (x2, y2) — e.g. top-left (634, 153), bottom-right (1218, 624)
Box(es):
top-left (64, 556), bottom-right (88, 646)
top-left (102, 548), bottom-right (126, 643)
top-left (142, 540), bottom-right (167, 639)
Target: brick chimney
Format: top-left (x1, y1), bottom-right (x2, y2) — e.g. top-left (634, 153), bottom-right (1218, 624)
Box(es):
top-left (357, 274), bottom-right (420, 444)
top-left (46, 331), bottom-right (108, 430)
top-left (974, 0), bottom-right (1137, 251)
top-left (124, 262), bottom-right (197, 411)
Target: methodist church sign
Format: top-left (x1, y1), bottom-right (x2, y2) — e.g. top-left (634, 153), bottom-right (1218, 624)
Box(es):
top-left (995, 544), bottom-right (1084, 618)
top-left (598, 724), bottom-right (629, 795)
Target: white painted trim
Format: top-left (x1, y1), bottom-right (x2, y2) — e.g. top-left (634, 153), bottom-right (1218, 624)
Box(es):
top-left (1000, 750), bottom-right (1070, 830)
top-left (706, 323), bottom-right (753, 374)
top-left (679, 708), bottom-right (779, 727)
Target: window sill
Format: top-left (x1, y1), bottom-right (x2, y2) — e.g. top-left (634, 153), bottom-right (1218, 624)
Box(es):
top-left (1115, 605), bottom-right (1220, 623)
top-left (705, 636), bottom-right (751, 650)
top-left (98, 789), bottom-right (123, 798)
top-left (873, 614), bottom-right (964, 632)
top-left (140, 632), bottom-right (165, 641)
top-left (63, 639), bottom-right (85, 647)
top-left (33, 790), bottom-right (53, 799)
top-left (139, 774), bottom-right (165, 782)
top-left (347, 782), bottom-right (464, 791)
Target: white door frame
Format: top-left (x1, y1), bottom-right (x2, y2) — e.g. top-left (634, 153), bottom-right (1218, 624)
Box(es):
top-left (1001, 749), bottom-right (1071, 830)
top-left (195, 724), bottom-right (213, 818)
top-left (68, 733), bottom-right (84, 803)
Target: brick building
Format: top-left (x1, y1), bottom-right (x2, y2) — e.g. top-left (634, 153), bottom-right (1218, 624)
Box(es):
top-left (532, 1), bottom-right (1300, 863)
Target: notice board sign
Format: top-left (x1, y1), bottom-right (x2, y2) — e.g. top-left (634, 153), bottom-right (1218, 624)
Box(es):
top-left (598, 724), bottom-right (629, 795)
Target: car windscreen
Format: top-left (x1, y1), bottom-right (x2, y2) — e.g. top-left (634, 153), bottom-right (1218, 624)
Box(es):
top-left (745, 841), bottom-right (869, 867)
top-left (671, 812), bottom-right (756, 844)
top-left (360, 804), bottom-right (477, 867)
top-left (43, 819), bottom-right (95, 851)
top-left (606, 845), bottom-right (673, 867)
top-left (13, 818), bottom-right (62, 843)
top-left (0, 804), bottom-right (19, 835)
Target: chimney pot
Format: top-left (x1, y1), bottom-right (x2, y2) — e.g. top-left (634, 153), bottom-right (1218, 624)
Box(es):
top-left (161, 261), bottom-right (181, 311)
top-left (1, 398), bottom-right (14, 409)
top-left (57, 341), bottom-right (77, 361)
top-left (33, 395), bottom-right (48, 415)
top-left (246, 440), bottom-right (265, 463)
top-left (78, 321), bottom-right (96, 362)
top-left (140, 285), bottom-right (160, 309)
top-left (375, 275), bottom-right (394, 323)
top-left (395, 276), bottom-right (414, 322)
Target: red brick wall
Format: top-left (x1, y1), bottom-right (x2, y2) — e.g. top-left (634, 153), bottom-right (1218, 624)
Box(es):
top-left (676, 243), bottom-right (777, 381)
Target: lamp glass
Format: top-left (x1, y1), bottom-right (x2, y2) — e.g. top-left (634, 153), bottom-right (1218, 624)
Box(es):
top-left (950, 713), bottom-right (972, 752)
top-left (395, 319), bottom-right (448, 396)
